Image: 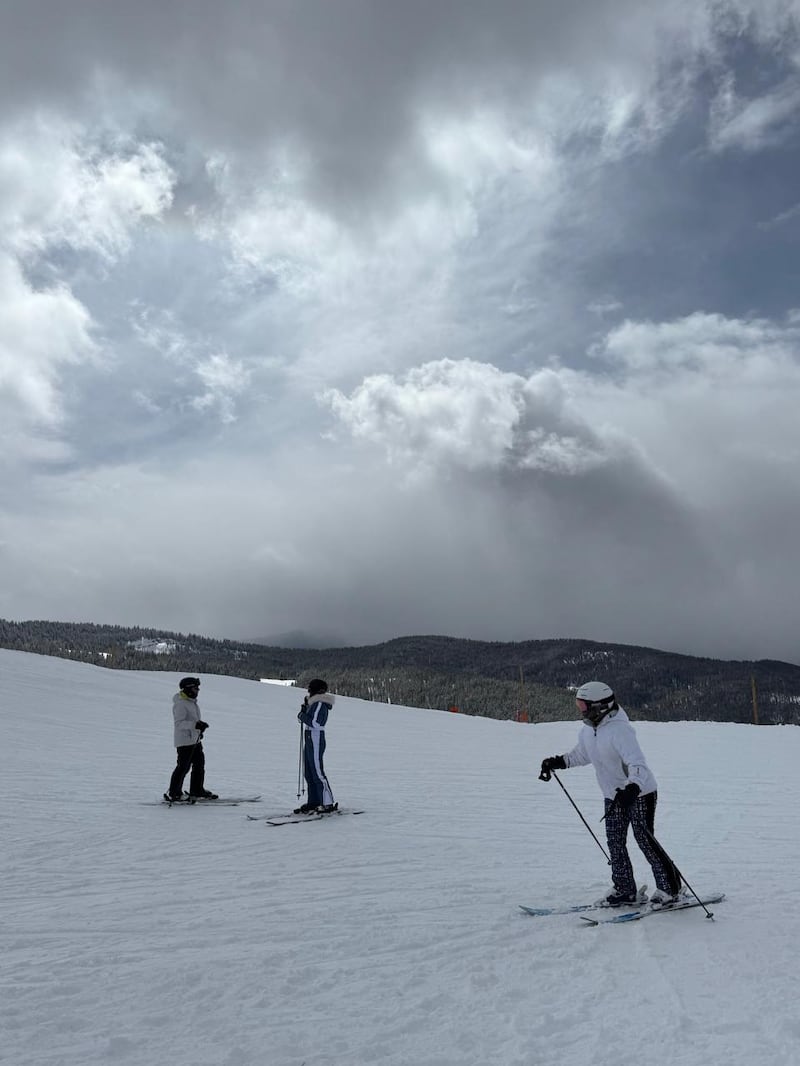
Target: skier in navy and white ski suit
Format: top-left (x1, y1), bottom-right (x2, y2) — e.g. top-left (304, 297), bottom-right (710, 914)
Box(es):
top-left (540, 680), bottom-right (681, 906)
top-left (294, 679), bottom-right (336, 814)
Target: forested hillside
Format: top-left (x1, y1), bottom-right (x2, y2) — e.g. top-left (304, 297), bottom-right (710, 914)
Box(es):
top-left (1, 619), bottom-right (798, 724)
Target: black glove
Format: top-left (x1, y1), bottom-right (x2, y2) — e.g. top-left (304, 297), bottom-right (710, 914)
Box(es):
top-left (195, 720), bottom-right (209, 731)
top-left (615, 783), bottom-right (640, 810)
top-left (539, 755), bottom-right (566, 781)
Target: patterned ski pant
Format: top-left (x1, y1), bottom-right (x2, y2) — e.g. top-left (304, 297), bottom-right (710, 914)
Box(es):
top-left (303, 728), bottom-right (334, 808)
top-left (604, 791), bottom-right (681, 896)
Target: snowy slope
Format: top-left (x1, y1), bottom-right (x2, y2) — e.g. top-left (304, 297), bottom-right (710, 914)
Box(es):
top-left (3, 648), bottom-right (799, 1066)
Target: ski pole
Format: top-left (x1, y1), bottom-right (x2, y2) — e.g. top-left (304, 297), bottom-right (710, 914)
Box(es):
top-left (296, 722), bottom-right (305, 801)
top-left (642, 827), bottom-right (716, 920)
top-left (548, 770), bottom-right (611, 864)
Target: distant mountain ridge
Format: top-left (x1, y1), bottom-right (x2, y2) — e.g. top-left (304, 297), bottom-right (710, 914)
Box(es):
top-left (1, 619), bottom-right (798, 724)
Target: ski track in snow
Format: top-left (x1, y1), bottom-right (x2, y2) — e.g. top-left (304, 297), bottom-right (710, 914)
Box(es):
top-left (2, 648), bottom-right (800, 1066)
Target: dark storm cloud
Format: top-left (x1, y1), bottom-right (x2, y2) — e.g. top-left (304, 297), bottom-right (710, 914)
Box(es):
top-left (0, 0), bottom-right (769, 215)
top-left (2, 1), bottom-right (800, 665)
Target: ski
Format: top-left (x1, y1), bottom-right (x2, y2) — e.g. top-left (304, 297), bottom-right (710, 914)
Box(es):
top-left (519, 885), bottom-right (649, 917)
top-left (142, 794), bottom-right (262, 807)
top-left (180, 793), bottom-right (261, 804)
top-left (520, 902), bottom-right (619, 917)
top-left (263, 808), bottom-right (365, 826)
top-left (246, 811), bottom-right (301, 821)
top-left (580, 893), bottom-right (725, 926)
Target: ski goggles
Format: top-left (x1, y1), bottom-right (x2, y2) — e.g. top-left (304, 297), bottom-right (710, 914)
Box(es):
top-left (576, 697), bottom-right (611, 724)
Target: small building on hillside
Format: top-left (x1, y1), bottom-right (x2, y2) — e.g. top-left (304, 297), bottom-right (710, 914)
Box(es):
top-left (128, 638), bottom-right (179, 655)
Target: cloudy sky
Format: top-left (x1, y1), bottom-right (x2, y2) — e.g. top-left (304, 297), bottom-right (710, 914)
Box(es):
top-left (2, 0), bottom-right (800, 661)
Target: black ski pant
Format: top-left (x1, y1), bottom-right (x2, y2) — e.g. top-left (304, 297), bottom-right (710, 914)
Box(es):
top-left (604, 791), bottom-right (681, 896)
top-left (168, 742), bottom-right (205, 798)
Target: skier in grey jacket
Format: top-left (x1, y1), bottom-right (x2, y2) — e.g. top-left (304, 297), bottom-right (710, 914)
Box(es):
top-left (164, 677), bottom-right (217, 801)
top-left (540, 680), bottom-right (681, 906)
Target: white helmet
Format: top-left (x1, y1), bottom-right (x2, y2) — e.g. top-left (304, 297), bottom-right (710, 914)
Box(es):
top-left (576, 681), bottom-right (614, 703)
top-left (576, 680), bottom-right (617, 724)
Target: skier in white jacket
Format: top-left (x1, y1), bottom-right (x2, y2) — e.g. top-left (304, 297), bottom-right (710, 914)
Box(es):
top-left (540, 680), bottom-right (681, 907)
top-left (164, 677), bottom-right (217, 801)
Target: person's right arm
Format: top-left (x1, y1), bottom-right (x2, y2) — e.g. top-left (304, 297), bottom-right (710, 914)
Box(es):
top-left (564, 732), bottom-right (590, 769)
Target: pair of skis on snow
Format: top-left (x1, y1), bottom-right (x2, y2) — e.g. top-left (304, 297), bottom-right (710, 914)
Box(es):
top-left (247, 807), bottom-right (365, 826)
top-left (519, 892), bottom-right (725, 925)
top-left (151, 793), bottom-right (261, 805)
top-left (146, 794), bottom-right (364, 825)
top-left (141, 794), bottom-right (263, 807)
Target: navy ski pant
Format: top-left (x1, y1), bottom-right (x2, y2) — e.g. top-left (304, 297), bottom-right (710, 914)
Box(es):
top-left (303, 728), bottom-right (334, 808)
top-left (604, 791), bottom-right (681, 896)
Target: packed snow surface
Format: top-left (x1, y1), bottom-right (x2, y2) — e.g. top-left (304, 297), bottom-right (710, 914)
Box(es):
top-left (3, 648), bottom-right (799, 1066)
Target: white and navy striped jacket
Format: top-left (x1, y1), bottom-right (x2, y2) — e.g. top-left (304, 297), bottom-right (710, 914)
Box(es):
top-left (298, 692), bottom-right (335, 731)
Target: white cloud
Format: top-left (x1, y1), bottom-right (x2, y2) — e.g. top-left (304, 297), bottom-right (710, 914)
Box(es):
top-left (127, 305), bottom-right (252, 423)
top-left (196, 136), bottom-right (482, 311)
top-left (327, 310), bottom-right (800, 507)
top-left (0, 254), bottom-right (97, 425)
top-left (0, 115), bottom-right (175, 261)
top-left (708, 74), bottom-right (800, 152)
top-left (598, 311), bottom-right (800, 379)
top-left (129, 306), bottom-right (193, 364)
top-left (0, 115), bottom-right (176, 462)
top-left (324, 358), bottom-right (620, 477)
top-left (589, 312), bottom-right (800, 509)
top-left (760, 200), bottom-right (800, 228)
top-left (325, 359), bottom-right (521, 472)
top-left (192, 351), bottom-right (251, 423)
top-left (587, 297), bottom-right (624, 317)
top-left (198, 150), bottom-right (346, 299)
